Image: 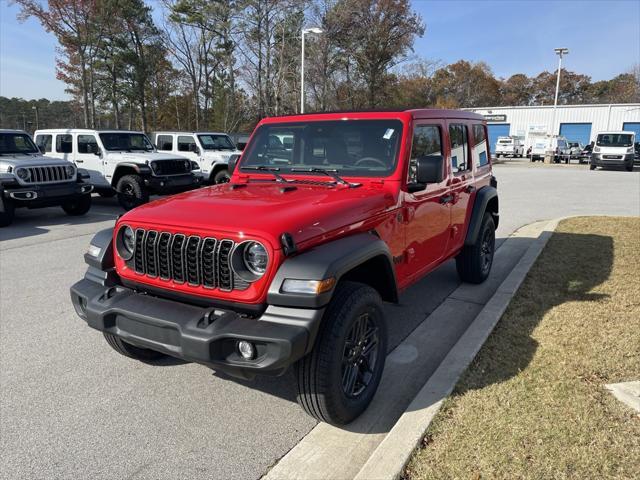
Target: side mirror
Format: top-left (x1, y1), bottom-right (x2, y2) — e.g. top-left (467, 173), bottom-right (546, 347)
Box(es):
top-left (92, 146), bottom-right (102, 156)
top-left (228, 154), bottom-right (240, 175)
top-left (408, 155), bottom-right (444, 193)
top-left (189, 144), bottom-right (200, 155)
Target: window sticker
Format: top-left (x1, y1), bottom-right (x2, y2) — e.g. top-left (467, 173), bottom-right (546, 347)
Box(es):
top-left (383, 128), bottom-right (395, 140)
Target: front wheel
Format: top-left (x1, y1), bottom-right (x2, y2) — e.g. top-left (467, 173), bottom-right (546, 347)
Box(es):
top-left (212, 169), bottom-right (231, 184)
top-left (116, 174), bottom-right (149, 210)
top-left (456, 213), bottom-right (495, 284)
top-left (626, 164), bottom-right (633, 172)
top-left (0, 197), bottom-right (15, 227)
top-left (103, 332), bottom-right (166, 361)
top-left (590, 164), bottom-right (597, 171)
top-left (62, 194), bottom-right (92, 216)
top-left (294, 281), bottom-right (387, 425)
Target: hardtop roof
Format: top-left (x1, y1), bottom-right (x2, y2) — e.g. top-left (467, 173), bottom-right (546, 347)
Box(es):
top-left (258, 108), bottom-right (484, 124)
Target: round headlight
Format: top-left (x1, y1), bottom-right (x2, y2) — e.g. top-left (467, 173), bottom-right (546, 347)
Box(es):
top-left (184, 159), bottom-right (190, 171)
top-left (116, 225), bottom-right (136, 260)
top-left (243, 241), bottom-right (268, 276)
top-left (65, 164), bottom-right (75, 177)
top-left (16, 167), bottom-right (30, 180)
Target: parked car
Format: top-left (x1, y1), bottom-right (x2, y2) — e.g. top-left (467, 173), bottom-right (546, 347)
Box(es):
top-left (579, 143), bottom-right (593, 164)
top-left (71, 109), bottom-right (499, 425)
top-left (34, 129), bottom-right (202, 210)
top-left (568, 141), bottom-right (584, 160)
top-left (151, 131), bottom-right (242, 184)
top-left (634, 142), bottom-right (640, 164)
top-left (494, 136), bottom-right (524, 157)
top-left (529, 135), bottom-right (570, 162)
top-left (0, 129), bottom-right (93, 227)
top-left (590, 131), bottom-right (636, 171)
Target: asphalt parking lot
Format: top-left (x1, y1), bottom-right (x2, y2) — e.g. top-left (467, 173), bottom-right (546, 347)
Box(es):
top-left (1, 162), bottom-right (639, 479)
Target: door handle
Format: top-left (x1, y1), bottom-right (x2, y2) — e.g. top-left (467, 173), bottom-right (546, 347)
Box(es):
top-left (439, 194), bottom-right (454, 204)
top-left (76, 159), bottom-right (84, 163)
top-left (465, 185), bottom-right (476, 193)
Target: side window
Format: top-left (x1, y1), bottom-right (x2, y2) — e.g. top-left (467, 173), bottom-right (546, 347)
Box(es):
top-left (177, 135), bottom-right (195, 152)
top-left (408, 125), bottom-right (442, 184)
top-left (77, 135), bottom-right (98, 154)
top-left (35, 134), bottom-right (52, 152)
top-left (449, 124), bottom-right (469, 174)
top-left (472, 124), bottom-right (489, 167)
top-left (157, 135), bottom-right (173, 151)
top-left (56, 134), bottom-right (73, 154)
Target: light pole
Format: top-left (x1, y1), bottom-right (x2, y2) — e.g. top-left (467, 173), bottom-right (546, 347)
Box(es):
top-left (32, 105), bottom-right (39, 130)
top-left (551, 47), bottom-right (569, 135)
top-left (300, 27), bottom-right (323, 114)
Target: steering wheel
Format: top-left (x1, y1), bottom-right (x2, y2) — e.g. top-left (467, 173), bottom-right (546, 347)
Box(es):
top-left (354, 157), bottom-right (387, 168)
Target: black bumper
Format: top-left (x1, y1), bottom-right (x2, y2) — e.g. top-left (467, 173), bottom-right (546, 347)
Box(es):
top-left (590, 153), bottom-right (634, 168)
top-left (3, 181), bottom-right (92, 208)
top-left (145, 173), bottom-right (201, 194)
top-left (70, 277), bottom-right (323, 379)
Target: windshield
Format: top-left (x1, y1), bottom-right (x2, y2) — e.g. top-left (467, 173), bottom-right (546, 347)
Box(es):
top-left (596, 133), bottom-right (633, 147)
top-left (240, 120), bottom-right (403, 177)
top-left (99, 132), bottom-right (153, 151)
top-left (0, 132), bottom-right (39, 155)
top-left (198, 134), bottom-right (235, 150)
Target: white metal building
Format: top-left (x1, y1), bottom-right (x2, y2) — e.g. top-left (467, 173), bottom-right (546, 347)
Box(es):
top-left (464, 103), bottom-right (640, 151)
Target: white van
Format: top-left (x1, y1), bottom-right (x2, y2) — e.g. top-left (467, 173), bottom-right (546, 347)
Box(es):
top-left (590, 131), bottom-right (636, 171)
top-left (34, 129), bottom-right (201, 210)
top-left (529, 135), bottom-right (570, 162)
top-left (494, 136), bottom-right (524, 157)
top-left (152, 131), bottom-right (242, 184)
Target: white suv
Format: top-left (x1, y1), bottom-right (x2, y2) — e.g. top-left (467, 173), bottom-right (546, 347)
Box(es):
top-left (34, 129), bottom-right (202, 210)
top-left (152, 132), bottom-right (242, 184)
top-left (494, 136), bottom-right (524, 158)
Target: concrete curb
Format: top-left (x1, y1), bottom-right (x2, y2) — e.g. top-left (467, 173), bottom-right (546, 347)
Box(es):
top-left (354, 218), bottom-right (560, 480)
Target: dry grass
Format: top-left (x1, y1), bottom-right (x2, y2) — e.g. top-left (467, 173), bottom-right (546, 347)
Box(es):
top-left (406, 216), bottom-right (640, 480)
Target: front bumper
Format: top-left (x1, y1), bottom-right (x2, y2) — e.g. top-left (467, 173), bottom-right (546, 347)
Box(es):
top-left (70, 277), bottom-right (323, 379)
top-left (145, 173), bottom-right (201, 193)
top-left (590, 153), bottom-right (634, 167)
top-left (3, 181), bottom-right (93, 207)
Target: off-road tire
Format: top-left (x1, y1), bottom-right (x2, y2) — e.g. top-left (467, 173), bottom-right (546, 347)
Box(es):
top-left (0, 197), bottom-right (15, 227)
top-left (213, 168), bottom-right (231, 184)
top-left (294, 281), bottom-right (387, 425)
top-left (116, 174), bottom-right (148, 210)
top-left (456, 213), bottom-right (495, 284)
top-left (590, 164), bottom-right (596, 170)
top-left (62, 194), bottom-right (92, 216)
top-left (103, 332), bottom-right (166, 361)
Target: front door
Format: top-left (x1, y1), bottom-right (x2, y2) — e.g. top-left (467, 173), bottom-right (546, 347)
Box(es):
top-left (76, 134), bottom-right (109, 186)
top-left (447, 122), bottom-right (474, 251)
top-left (177, 135), bottom-right (200, 165)
top-left (402, 122), bottom-right (451, 283)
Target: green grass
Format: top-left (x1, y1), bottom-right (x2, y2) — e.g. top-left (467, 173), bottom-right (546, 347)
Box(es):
top-left (406, 216), bottom-right (640, 480)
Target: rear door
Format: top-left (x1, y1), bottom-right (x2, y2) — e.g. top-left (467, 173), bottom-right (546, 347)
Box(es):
top-left (177, 135), bottom-right (199, 165)
top-left (403, 121), bottom-right (451, 281)
top-left (447, 121), bottom-right (474, 252)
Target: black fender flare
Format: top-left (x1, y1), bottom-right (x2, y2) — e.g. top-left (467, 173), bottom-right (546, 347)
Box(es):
top-left (112, 163), bottom-right (152, 186)
top-left (267, 233), bottom-right (398, 308)
top-left (464, 186), bottom-right (499, 246)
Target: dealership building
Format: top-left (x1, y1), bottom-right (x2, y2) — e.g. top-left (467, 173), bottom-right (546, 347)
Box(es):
top-left (464, 103), bottom-right (640, 151)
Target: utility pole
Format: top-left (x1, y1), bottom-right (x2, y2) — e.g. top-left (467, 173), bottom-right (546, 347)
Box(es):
top-left (551, 48), bottom-right (569, 135)
top-left (300, 27), bottom-right (323, 114)
top-left (32, 105), bottom-right (39, 130)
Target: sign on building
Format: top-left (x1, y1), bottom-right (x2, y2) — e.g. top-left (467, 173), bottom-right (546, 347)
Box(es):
top-left (484, 114), bottom-right (507, 122)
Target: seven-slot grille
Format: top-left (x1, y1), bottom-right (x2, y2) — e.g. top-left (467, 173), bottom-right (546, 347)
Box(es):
top-left (151, 159), bottom-right (190, 175)
top-left (128, 228), bottom-right (249, 291)
top-left (22, 165), bottom-right (73, 184)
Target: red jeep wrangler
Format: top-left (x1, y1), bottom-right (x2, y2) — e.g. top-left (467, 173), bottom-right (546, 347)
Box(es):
top-left (71, 109), bottom-right (498, 425)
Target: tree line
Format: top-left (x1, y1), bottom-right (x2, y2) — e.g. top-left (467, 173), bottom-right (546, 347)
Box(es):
top-left (4, 0), bottom-right (639, 134)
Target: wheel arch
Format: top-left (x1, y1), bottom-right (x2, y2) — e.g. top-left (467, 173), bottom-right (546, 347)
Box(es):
top-left (111, 163), bottom-right (151, 187)
top-left (464, 185), bottom-right (499, 246)
top-left (267, 232), bottom-right (399, 309)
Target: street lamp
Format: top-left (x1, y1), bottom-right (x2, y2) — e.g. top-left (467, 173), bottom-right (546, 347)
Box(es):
top-left (300, 27), bottom-right (323, 114)
top-left (551, 47), bottom-right (569, 135)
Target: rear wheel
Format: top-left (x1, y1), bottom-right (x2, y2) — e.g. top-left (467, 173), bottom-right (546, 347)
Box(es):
top-left (62, 194), bottom-right (92, 216)
top-left (294, 281), bottom-right (387, 425)
top-left (103, 332), bottom-right (166, 361)
top-left (116, 174), bottom-right (148, 210)
top-left (212, 168), bottom-right (231, 184)
top-left (456, 213), bottom-right (495, 284)
top-left (0, 197), bottom-right (15, 227)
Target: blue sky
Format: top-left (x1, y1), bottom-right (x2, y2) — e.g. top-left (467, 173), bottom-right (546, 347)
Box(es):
top-left (1, 0), bottom-right (639, 100)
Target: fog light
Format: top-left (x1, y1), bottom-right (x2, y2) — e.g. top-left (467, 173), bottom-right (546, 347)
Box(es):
top-left (237, 340), bottom-right (255, 360)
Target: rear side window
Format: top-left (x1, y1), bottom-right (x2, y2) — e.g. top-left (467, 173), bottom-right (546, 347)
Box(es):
top-left (157, 135), bottom-right (173, 151)
top-left (408, 125), bottom-right (442, 184)
top-left (449, 124), bottom-right (469, 173)
top-left (77, 135), bottom-right (98, 154)
top-left (56, 134), bottom-right (73, 154)
top-left (472, 124), bottom-right (489, 167)
top-left (177, 136), bottom-right (195, 152)
top-left (35, 134), bottom-right (52, 152)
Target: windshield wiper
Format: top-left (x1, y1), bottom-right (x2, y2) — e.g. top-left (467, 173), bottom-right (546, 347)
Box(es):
top-left (242, 165), bottom-right (288, 182)
top-left (290, 167), bottom-right (359, 187)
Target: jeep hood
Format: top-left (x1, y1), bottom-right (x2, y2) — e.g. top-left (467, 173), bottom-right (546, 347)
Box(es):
top-left (107, 151), bottom-right (189, 162)
top-left (0, 154), bottom-right (72, 168)
top-left (122, 182), bottom-right (398, 248)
